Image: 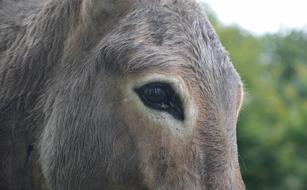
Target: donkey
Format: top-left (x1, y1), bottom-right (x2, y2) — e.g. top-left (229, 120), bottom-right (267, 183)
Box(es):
top-left (0, 0), bottom-right (245, 189)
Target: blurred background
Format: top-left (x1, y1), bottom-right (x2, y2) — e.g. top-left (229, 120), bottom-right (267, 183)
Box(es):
top-left (200, 0), bottom-right (307, 189)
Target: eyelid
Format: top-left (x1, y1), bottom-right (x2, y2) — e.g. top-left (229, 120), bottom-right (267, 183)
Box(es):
top-left (132, 75), bottom-right (183, 98)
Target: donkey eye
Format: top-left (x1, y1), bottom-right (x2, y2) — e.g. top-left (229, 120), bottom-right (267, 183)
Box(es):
top-left (135, 82), bottom-right (184, 121)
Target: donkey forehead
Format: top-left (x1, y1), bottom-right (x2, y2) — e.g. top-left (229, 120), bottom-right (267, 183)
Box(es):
top-left (96, 2), bottom-right (241, 94)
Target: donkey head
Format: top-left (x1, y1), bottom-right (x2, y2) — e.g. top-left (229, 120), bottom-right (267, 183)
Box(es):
top-left (37, 0), bottom-right (245, 189)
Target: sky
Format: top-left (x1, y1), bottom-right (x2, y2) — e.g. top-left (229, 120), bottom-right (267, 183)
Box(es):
top-left (200, 0), bottom-right (307, 35)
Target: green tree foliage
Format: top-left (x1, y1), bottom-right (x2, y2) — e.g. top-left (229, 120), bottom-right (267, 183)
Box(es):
top-left (203, 4), bottom-right (307, 190)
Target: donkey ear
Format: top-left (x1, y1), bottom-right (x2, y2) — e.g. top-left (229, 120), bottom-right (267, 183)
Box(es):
top-left (81, 0), bottom-right (138, 24)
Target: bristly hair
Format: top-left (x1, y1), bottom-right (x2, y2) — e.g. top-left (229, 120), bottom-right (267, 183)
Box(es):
top-left (0, 0), bottom-right (244, 189)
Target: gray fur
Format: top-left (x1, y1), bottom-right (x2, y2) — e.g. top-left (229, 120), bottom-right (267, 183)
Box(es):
top-left (0, 0), bottom-right (245, 189)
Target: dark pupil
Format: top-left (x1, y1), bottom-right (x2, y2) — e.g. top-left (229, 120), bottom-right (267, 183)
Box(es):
top-left (144, 87), bottom-right (168, 103)
top-left (135, 82), bottom-right (184, 121)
